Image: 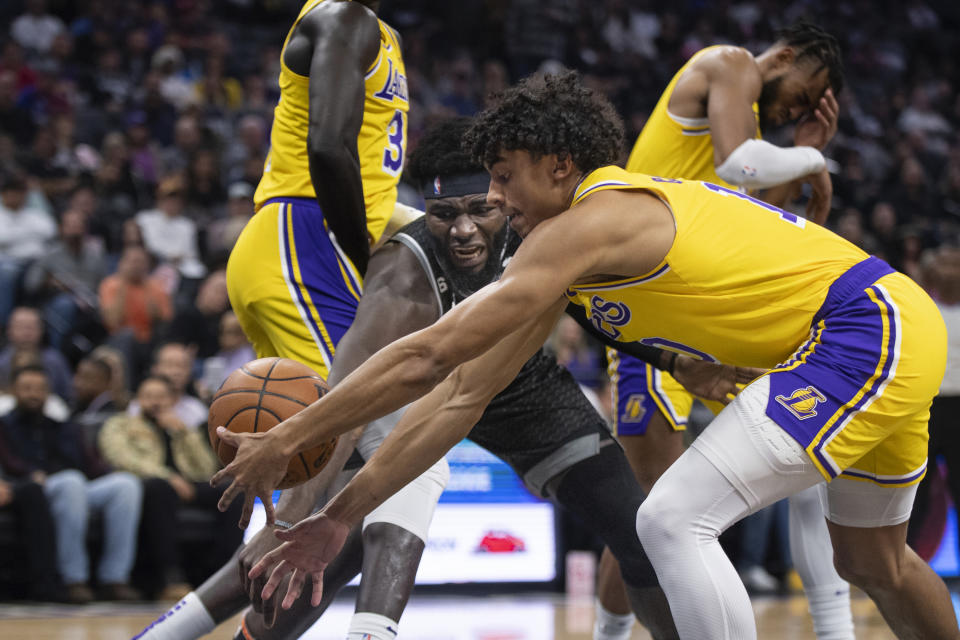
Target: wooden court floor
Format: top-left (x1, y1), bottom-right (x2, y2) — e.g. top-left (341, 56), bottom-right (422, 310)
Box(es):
top-left (0, 591), bottom-right (914, 639)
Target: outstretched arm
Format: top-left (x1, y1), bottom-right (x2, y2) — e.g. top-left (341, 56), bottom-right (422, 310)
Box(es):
top-left (296, 3), bottom-right (381, 274)
top-left (251, 299), bottom-right (567, 608)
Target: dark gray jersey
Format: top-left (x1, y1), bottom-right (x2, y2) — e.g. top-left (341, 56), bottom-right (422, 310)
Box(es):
top-left (388, 219), bottom-right (612, 495)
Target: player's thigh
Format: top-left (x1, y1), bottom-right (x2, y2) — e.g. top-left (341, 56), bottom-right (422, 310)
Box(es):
top-left (618, 417), bottom-right (685, 493)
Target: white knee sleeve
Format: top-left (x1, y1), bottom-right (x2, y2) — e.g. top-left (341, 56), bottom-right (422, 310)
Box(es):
top-left (363, 457), bottom-right (450, 542)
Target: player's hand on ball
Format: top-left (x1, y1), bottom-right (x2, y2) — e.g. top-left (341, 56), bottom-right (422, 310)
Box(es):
top-left (211, 427), bottom-right (288, 528)
top-left (672, 356), bottom-right (766, 404)
top-left (250, 511), bottom-right (350, 609)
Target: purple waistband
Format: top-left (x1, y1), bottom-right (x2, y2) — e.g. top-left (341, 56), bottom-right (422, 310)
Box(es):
top-left (257, 196), bottom-right (321, 212)
top-left (812, 256), bottom-right (895, 326)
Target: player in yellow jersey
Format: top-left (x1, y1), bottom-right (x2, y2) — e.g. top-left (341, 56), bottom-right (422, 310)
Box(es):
top-left (137, 3), bottom-right (444, 640)
top-left (213, 72), bottom-right (958, 640)
top-left (227, 0), bottom-right (410, 380)
top-left (598, 23), bottom-right (853, 640)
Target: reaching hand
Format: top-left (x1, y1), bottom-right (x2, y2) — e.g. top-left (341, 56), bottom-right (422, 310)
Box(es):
top-left (249, 511), bottom-right (350, 609)
top-left (672, 356), bottom-right (766, 404)
top-left (238, 525), bottom-right (288, 627)
top-left (794, 88), bottom-right (839, 150)
top-left (210, 427), bottom-right (289, 528)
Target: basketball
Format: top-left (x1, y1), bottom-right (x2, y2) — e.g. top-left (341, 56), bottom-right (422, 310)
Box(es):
top-left (208, 357), bottom-right (337, 489)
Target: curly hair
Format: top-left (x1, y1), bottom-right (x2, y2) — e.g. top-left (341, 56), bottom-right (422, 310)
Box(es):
top-left (776, 22), bottom-right (844, 95)
top-left (464, 70), bottom-right (624, 174)
top-left (406, 117), bottom-right (481, 184)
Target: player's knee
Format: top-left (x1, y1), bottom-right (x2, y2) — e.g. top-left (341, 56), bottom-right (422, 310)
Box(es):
top-left (832, 548), bottom-right (901, 592)
top-left (635, 489), bottom-right (683, 552)
top-left (363, 521), bottom-right (424, 555)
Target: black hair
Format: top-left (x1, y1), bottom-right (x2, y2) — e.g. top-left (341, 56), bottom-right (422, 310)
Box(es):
top-left (139, 374), bottom-right (176, 394)
top-left (776, 22), bottom-right (844, 95)
top-left (407, 117), bottom-right (482, 185)
top-left (11, 363), bottom-right (47, 384)
top-left (79, 356), bottom-right (113, 381)
top-left (465, 70), bottom-right (624, 174)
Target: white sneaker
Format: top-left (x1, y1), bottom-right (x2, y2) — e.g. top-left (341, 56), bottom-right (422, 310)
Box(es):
top-left (740, 565), bottom-right (779, 594)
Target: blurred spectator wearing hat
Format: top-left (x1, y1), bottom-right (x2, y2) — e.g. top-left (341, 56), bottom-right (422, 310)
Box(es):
top-left (206, 181), bottom-right (253, 256)
top-left (135, 175), bottom-right (206, 280)
top-left (0, 176), bottom-right (56, 325)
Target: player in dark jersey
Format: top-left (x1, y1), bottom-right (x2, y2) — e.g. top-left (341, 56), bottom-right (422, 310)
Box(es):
top-left (141, 118), bottom-right (756, 640)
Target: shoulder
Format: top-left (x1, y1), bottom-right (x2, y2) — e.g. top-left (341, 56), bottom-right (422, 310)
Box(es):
top-left (299, 0), bottom-right (380, 41)
top-left (695, 46), bottom-right (761, 86)
top-left (364, 240), bottom-right (436, 306)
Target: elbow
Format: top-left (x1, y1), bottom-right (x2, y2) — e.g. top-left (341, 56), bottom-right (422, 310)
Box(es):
top-left (307, 134), bottom-right (351, 170)
top-left (398, 342), bottom-right (454, 394)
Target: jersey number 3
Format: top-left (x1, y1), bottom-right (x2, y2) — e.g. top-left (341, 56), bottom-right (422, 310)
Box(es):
top-left (382, 110), bottom-right (405, 176)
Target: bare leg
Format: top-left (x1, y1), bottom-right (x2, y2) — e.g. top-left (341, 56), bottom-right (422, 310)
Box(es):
top-left (354, 522), bottom-right (424, 619)
top-left (828, 520), bottom-right (960, 640)
top-left (241, 525), bottom-right (365, 639)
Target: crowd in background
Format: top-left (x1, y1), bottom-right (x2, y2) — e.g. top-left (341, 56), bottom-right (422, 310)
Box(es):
top-left (0, 0), bottom-right (958, 603)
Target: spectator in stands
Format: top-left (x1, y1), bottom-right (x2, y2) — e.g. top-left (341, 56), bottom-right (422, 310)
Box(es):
top-left (0, 176), bottom-right (57, 325)
top-left (196, 310), bottom-right (254, 404)
top-left (98, 375), bottom-right (240, 600)
top-left (206, 181), bottom-right (253, 256)
top-left (90, 345), bottom-right (131, 410)
top-left (0, 70), bottom-right (35, 146)
top-left (223, 115), bottom-right (266, 184)
top-left (0, 306), bottom-right (72, 400)
top-left (0, 365), bottom-right (142, 603)
top-left (135, 175), bottom-right (206, 280)
top-left (98, 245), bottom-right (173, 379)
top-left (160, 114), bottom-right (203, 174)
top-left (128, 342), bottom-right (208, 431)
top-left (0, 466), bottom-right (62, 601)
top-left (0, 347), bottom-right (69, 421)
top-left (72, 355), bottom-right (119, 442)
top-left (184, 148), bottom-right (226, 220)
top-left (10, 0), bottom-right (65, 56)
top-left (165, 269), bottom-right (230, 361)
top-left (23, 208), bottom-right (107, 350)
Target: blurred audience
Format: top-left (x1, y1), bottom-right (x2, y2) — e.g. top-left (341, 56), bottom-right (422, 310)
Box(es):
top-left (98, 375), bottom-right (239, 600)
top-left (0, 365), bottom-right (142, 603)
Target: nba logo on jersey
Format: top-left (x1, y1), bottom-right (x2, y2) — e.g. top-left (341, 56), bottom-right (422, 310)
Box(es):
top-left (620, 393), bottom-right (647, 423)
top-left (433, 176), bottom-right (442, 195)
top-left (775, 386), bottom-right (827, 420)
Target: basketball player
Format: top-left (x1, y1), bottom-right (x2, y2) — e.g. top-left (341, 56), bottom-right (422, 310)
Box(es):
top-left (226, 0), bottom-right (412, 380)
top-left (216, 73), bottom-right (958, 639)
top-left (142, 118), bottom-right (757, 640)
top-left (598, 23), bottom-right (853, 640)
top-left (184, 1), bottom-right (442, 638)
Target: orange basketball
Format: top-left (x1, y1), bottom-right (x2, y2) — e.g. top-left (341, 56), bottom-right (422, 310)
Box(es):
top-left (208, 357), bottom-right (337, 489)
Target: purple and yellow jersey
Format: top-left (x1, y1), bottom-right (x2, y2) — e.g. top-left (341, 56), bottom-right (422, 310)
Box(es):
top-left (565, 167), bottom-right (866, 369)
top-left (625, 46), bottom-right (760, 188)
top-left (254, 0), bottom-right (408, 247)
top-left (564, 167), bottom-right (945, 483)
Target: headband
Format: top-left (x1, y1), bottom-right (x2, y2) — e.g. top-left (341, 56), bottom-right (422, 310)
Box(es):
top-left (421, 172), bottom-right (491, 200)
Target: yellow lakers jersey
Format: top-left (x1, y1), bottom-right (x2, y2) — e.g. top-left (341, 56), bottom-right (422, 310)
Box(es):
top-left (626, 46), bottom-right (760, 188)
top-left (564, 167), bottom-right (869, 368)
top-left (254, 0), bottom-right (409, 245)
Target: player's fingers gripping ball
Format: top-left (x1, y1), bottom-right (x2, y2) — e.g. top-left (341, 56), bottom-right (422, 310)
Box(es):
top-left (208, 357), bottom-right (337, 489)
